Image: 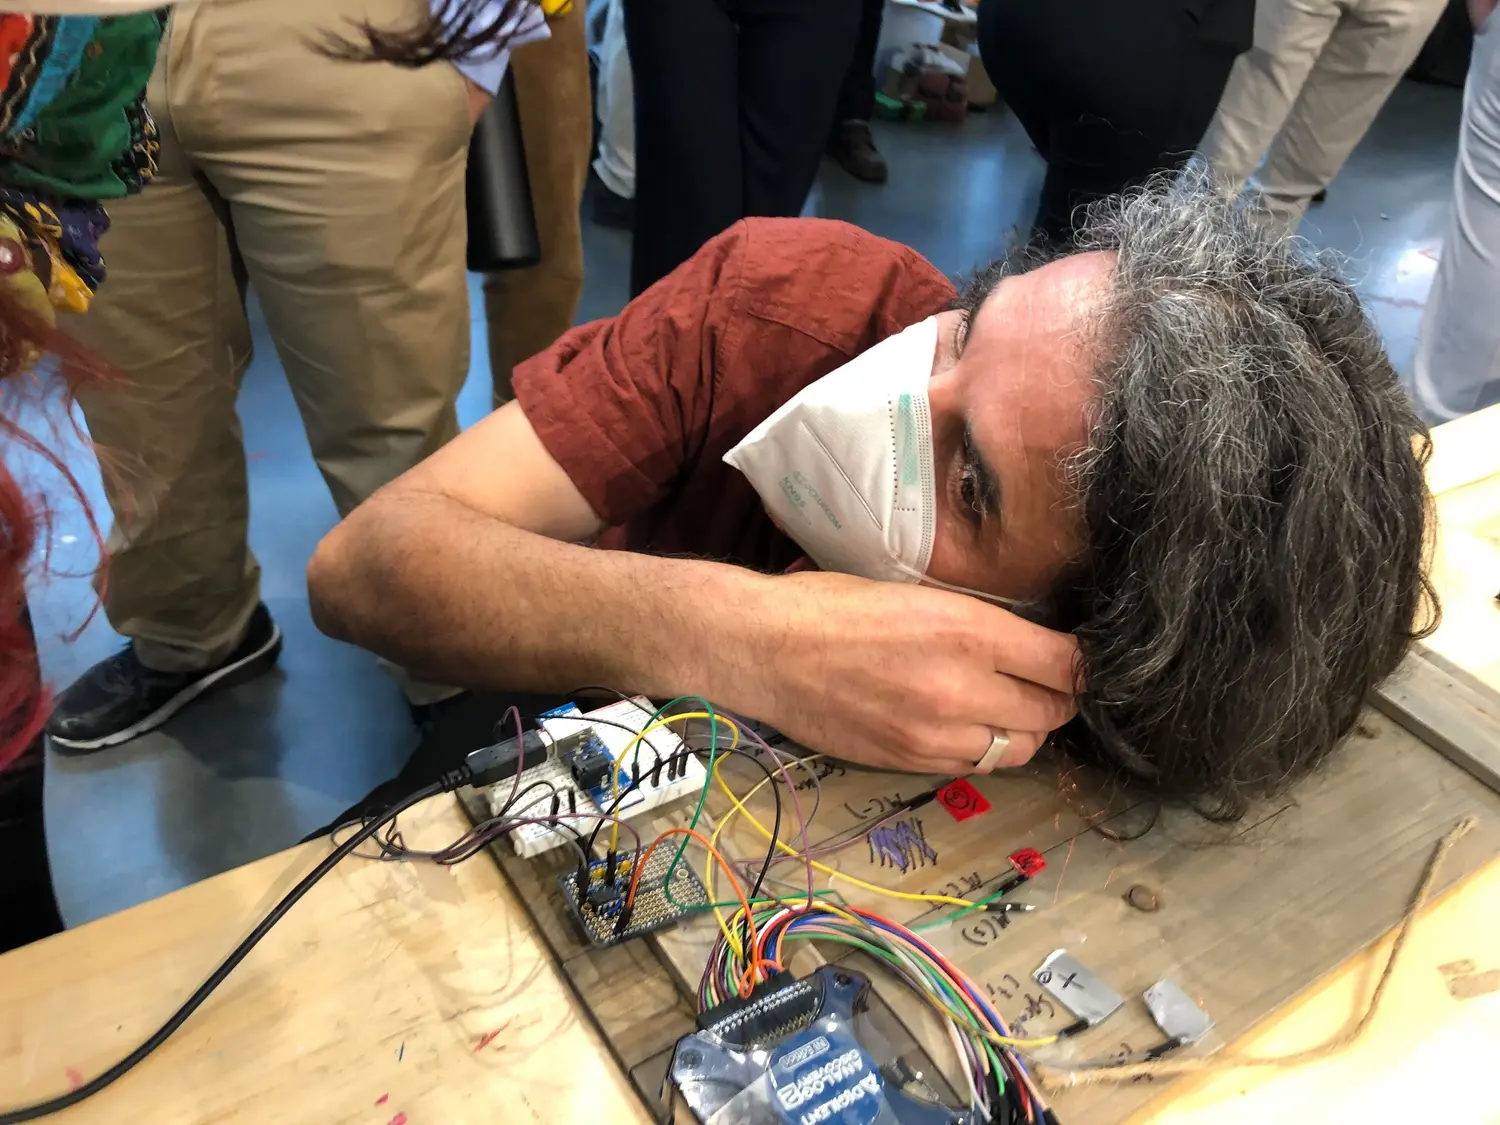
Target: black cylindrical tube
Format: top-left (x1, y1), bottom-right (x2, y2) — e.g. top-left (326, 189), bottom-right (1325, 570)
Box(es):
top-left (466, 68), bottom-right (541, 271)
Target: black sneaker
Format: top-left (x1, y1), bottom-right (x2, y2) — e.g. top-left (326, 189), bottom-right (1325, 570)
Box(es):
top-left (46, 604), bottom-right (282, 751)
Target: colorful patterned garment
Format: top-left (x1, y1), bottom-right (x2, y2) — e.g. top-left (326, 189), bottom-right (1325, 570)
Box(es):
top-left (0, 10), bottom-right (163, 327)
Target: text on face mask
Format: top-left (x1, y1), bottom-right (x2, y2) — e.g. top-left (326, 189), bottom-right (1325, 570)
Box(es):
top-left (780, 473), bottom-right (841, 530)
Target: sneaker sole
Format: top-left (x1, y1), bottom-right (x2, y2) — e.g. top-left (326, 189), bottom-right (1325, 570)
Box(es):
top-left (48, 623), bottom-right (284, 752)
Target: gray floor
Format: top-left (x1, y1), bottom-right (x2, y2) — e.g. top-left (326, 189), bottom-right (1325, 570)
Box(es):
top-left (30, 79), bottom-right (1461, 927)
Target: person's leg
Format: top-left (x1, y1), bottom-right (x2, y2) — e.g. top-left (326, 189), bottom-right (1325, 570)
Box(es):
top-left (1037, 6), bottom-right (1251, 242)
top-left (977, 0), bottom-right (1052, 147)
top-left (624, 0), bottom-right (741, 296)
top-left (593, 0), bottom-right (636, 201)
top-left (483, 0), bottom-right (592, 405)
top-left (826, 0), bottom-right (887, 183)
top-left (1199, 0), bottom-right (1342, 196)
top-left (0, 605), bottom-right (64, 951)
top-left (0, 731), bottom-right (64, 949)
top-left (980, 0), bottom-right (1250, 245)
top-left (53, 18), bottom-right (277, 749)
top-left (191, 0), bottom-right (472, 705)
top-left (735, 0), bottom-right (863, 218)
top-left (1249, 0), bottom-right (1448, 230)
top-left (1414, 12), bottom-right (1500, 421)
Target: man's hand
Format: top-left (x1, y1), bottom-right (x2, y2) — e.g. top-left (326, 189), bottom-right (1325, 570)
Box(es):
top-left (728, 572), bottom-right (1079, 776)
top-left (464, 76), bottom-right (492, 126)
top-left (1471, 0), bottom-right (1499, 29)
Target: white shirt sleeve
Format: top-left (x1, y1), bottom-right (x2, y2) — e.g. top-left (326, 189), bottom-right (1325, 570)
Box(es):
top-left (443, 0), bottom-right (550, 94)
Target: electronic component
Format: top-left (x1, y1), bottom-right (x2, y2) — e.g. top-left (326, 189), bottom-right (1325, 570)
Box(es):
top-left (1143, 979), bottom-right (1213, 1045)
top-left (586, 882), bottom-right (622, 911)
top-left (567, 732), bottom-right (615, 790)
top-left (558, 845), bottom-right (709, 947)
top-left (485, 696), bottom-right (708, 858)
top-left (1033, 950), bottom-right (1122, 1028)
top-left (984, 847), bottom-right (1049, 901)
top-left (668, 966), bottom-right (977, 1124)
top-left (464, 728), bottom-right (548, 788)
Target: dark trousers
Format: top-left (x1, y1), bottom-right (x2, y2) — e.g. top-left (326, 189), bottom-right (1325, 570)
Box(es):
top-left (977, 0), bottom-right (1254, 245)
top-left (833, 0), bottom-right (885, 125)
top-left (0, 606), bottom-right (65, 953)
top-left (624, 0), bottom-right (863, 296)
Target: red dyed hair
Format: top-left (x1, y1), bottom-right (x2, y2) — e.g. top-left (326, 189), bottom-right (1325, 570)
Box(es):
top-left (1, 289), bottom-right (110, 770)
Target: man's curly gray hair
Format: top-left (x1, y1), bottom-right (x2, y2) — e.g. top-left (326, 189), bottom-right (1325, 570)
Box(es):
top-left (958, 173), bottom-right (1439, 819)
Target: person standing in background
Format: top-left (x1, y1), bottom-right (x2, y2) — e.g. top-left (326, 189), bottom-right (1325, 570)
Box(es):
top-left (0, 6), bottom-right (166, 953)
top-left (977, 0), bottom-right (1254, 245)
top-left (1413, 0), bottom-right (1500, 420)
top-left (825, 0), bottom-right (889, 184)
top-left (1201, 0), bottom-right (1448, 233)
top-left (483, 0), bottom-right (591, 404)
top-left (47, 0), bottom-right (548, 752)
top-left (623, 0), bottom-right (863, 296)
top-left (587, 0), bottom-right (636, 228)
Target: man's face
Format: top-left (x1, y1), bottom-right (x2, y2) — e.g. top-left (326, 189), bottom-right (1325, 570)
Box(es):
top-left (925, 251), bottom-right (1113, 600)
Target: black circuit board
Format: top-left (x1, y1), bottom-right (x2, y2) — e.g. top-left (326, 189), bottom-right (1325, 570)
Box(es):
top-left (558, 846), bottom-right (710, 948)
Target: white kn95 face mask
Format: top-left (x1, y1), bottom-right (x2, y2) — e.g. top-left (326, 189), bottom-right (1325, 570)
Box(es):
top-left (723, 316), bottom-right (1016, 605)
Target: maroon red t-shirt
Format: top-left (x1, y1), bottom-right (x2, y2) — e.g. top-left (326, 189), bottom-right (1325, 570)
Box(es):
top-left (512, 218), bottom-right (956, 572)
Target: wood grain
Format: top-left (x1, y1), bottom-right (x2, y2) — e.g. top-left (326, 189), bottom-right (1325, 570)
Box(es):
top-left (1373, 647), bottom-right (1500, 793)
top-left (0, 797), bottom-right (649, 1124)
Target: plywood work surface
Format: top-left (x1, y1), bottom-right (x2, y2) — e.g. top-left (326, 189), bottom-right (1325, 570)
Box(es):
top-left (478, 702), bottom-right (1500, 1125)
top-left (0, 795), bottom-right (648, 1125)
top-left (1423, 402), bottom-right (1500, 690)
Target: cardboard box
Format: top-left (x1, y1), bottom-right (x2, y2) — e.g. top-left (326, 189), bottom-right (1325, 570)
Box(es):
top-left (963, 43), bottom-right (998, 107)
top-left (930, 35), bottom-right (990, 108)
top-left (940, 18), bottom-right (977, 53)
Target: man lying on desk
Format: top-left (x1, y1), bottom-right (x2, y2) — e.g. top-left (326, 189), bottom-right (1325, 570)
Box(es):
top-left (308, 175), bottom-right (1435, 820)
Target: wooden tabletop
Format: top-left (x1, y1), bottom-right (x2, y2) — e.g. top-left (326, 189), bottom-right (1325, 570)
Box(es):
top-left (1139, 404), bottom-right (1500, 1123)
top-left (3, 409), bottom-right (1499, 1124)
top-left (3, 794), bottom-right (1493, 1124)
top-left (0, 796), bottom-right (648, 1124)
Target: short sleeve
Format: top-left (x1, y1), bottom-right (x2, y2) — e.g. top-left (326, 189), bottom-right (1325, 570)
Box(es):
top-left (512, 219), bottom-right (956, 528)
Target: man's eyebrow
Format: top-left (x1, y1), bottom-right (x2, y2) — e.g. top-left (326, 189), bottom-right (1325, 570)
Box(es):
top-left (961, 420), bottom-right (1003, 525)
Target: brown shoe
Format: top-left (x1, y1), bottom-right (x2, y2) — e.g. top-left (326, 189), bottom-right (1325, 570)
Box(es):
top-left (827, 120), bottom-right (888, 184)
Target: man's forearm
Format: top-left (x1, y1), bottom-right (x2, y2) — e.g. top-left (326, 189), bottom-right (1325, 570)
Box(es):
top-left (307, 489), bottom-right (776, 705)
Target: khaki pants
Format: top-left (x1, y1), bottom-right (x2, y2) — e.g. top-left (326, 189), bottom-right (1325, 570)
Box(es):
top-left (484, 0), bottom-right (592, 405)
top-left (71, 0), bottom-right (472, 703)
top-left (1200, 0), bottom-right (1446, 232)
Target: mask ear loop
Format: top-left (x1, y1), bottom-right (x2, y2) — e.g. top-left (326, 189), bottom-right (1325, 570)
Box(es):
top-left (891, 559), bottom-right (1022, 607)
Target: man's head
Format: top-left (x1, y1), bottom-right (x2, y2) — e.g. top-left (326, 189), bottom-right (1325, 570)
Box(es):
top-left (923, 174), bottom-right (1437, 817)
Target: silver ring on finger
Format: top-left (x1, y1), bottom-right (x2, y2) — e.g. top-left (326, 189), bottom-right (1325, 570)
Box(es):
top-left (974, 728), bottom-right (1010, 774)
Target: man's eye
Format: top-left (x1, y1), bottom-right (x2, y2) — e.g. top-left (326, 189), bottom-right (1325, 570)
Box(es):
top-left (959, 463), bottom-right (981, 520)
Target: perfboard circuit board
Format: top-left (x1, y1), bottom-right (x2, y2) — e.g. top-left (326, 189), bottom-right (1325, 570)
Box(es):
top-left (558, 845), bottom-right (710, 947)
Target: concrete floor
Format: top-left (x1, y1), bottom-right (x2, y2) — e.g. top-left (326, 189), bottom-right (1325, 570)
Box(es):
top-left (30, 79), bottom-right (1461, 926)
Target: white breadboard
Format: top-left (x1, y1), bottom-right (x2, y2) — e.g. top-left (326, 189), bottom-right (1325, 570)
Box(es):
top-left (484, 696), bottom-right (708, 858)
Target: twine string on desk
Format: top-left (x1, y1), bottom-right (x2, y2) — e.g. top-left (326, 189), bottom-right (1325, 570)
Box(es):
top-left (1033, 814), bottom-right (1477, 1089)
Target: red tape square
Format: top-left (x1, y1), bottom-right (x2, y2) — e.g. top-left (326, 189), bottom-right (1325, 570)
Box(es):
top-left (1007, 847), bottom-right (1046, 878)
top-left (936, 779), bottom-right (991, 822)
